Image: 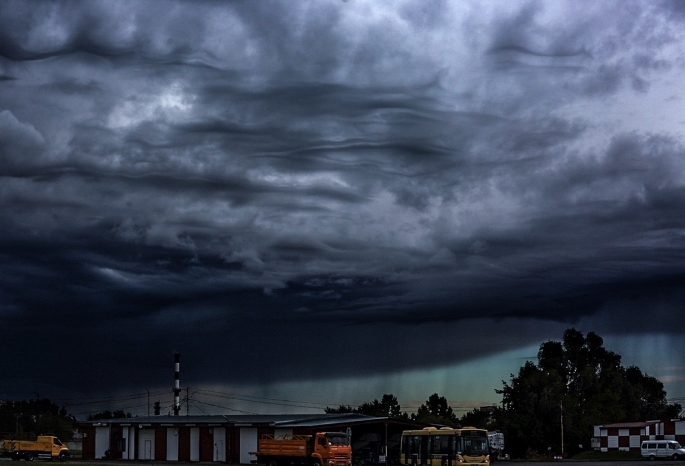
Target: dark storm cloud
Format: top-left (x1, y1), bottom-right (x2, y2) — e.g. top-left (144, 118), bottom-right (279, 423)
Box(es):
top-left (1, 0), bottom-right (685, 403)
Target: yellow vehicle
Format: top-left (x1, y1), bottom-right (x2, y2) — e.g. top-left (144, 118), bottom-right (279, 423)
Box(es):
top-left (253, 432), bottom-right (351, 466)
top-left (400, 427), bottom-right (490, 466)
top-left (1, 436), bottom-right (69, 462)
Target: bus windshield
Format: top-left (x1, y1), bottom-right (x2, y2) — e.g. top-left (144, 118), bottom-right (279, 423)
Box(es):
top-left (459, 435), bottom-right (488, 456)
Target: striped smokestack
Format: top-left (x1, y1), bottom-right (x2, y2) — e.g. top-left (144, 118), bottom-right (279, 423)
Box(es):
top-left (173, 351), bottom-right (180, 415)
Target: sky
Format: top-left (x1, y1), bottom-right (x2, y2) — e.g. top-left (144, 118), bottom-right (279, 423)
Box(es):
top-left (1, 0), bottom-right (685, 420)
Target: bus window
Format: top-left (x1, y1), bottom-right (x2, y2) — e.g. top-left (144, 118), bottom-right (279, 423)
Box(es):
top-left (403, 436), bottom-right (422, 457)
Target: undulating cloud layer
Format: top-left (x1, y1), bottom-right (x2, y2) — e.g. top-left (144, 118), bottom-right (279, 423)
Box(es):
top-left (1, 0), bottom-right (685, 409)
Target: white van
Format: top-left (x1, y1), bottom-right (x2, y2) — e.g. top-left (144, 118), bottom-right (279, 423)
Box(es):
top-left (640, 440), bottom-right (685, 460)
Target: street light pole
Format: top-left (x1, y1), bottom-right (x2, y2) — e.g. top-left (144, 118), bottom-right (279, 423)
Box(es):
top-left (560, 401), bottom-right (564, 457)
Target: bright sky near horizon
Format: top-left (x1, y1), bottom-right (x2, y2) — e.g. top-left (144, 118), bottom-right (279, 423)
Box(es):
top-left (1, 0), bottom-right (685, 419)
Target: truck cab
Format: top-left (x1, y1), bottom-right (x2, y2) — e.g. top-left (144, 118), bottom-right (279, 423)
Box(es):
top-left (312, 433), bottom-right (351, 466)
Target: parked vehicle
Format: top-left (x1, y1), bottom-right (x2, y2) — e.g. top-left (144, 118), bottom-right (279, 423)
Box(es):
top-left (640, 440), bottom-right (685, 460)
top-left (487, 431), bottom-right (509, 461)
top-left (1, 436), bottom-right (69, 461)
top-left (253, 432), bottom-right (352, 466)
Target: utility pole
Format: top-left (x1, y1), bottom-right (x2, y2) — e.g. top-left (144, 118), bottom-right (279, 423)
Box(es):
top-left (146, 389), bottom-right (150, 419)
top-left (186, 387), bottom-right (190, 416)
top-left (560, 401), bottom-right (564, 457)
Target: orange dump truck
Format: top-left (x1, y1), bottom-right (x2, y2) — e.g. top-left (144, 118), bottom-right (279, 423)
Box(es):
top-left (253, 432), bottom-right (351, 466)
top-left (1, 436), bottom-right (69, 461)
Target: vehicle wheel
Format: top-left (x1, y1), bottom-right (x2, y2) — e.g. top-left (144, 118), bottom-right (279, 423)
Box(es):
top-left (59, 452), bottom-right (69, 462)
top-left (672, 453), bottom-right (679, 460)
top-left (26, 453), bottom-right (35, 461)
top-left (268, 460), bottom-right (278, 466)
top-left (311, 461), bottom-right (321, 466)
top-left (649, 455), bottom-right (656, 461)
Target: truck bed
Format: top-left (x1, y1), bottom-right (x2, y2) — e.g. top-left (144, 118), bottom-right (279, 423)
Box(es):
top-left (257, 435), bottom-right (310, 457)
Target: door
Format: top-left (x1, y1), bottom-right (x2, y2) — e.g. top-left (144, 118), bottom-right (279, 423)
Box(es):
top-left (121, 427), bottom-right (131, 460)
top-left (239, 428), bottom-right (258, 465)
top-left (167, 428), bottom-right (179, 461)
top-left (95, 427), bottom-right (109, 460)
top-left (138, 430), bottom-right (155, 460)
top-left (190, 428), bottom-right (200, 462)
top-left (429, 435), bottom-right (447, 466)
top-left (213, 428), bottom-right (226, 462)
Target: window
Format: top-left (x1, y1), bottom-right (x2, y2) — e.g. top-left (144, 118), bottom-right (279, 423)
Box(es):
top-left (404, 436), bottom-right (422, 456)
top-left (327, 435), bottom-right (348, 446)
top-left (430, 436), bottom-right (450, 455)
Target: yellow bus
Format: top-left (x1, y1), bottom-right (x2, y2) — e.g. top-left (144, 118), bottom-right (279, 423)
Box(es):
top-left (400, 427), bottom-right (490, 466)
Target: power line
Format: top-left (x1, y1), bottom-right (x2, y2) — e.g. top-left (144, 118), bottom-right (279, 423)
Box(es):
top-left (192, 399), bottom-right (259, 415)
top-left (195, 388), bottom-right (332, 408)
top-left (194, 389), bottom-right (328, 410)
top-left (52, 388), bottom-right (501, 417)
top-left (56, 390), bottom-right (169, 407)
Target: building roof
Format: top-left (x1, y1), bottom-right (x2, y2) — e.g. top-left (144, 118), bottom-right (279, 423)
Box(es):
top-left (598, 421), bottom-right (658, 428)
top-left (79, 413), bottom-right (397, 427)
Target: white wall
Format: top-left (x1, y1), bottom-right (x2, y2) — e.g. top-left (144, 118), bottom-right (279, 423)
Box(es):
top-left (138, 429), bottom-right (155, 460)
top-left (676, 421), bottom-right (685, 436)
top-left (275, 428), bottom-right (293, 438)
top-left (240, 428), bottom-right (258, 465)
top-left (190, 427), bottom-right (200, 462)
top-left (95, 427), bottom-right (109, 459)
top-left (213, 428), bottom-right (226, 462)
top-left (122, 427), bottom-right (135, 460)
top-left (167, 428), bottom-right (179, 461)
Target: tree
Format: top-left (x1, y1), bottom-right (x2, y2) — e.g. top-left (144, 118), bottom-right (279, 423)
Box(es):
top-left (325, 394), bottom-right (407, 418)
top-left (325, 405), bottom-right (355, 414)
top-left (0, 398), bottom-right (74, 441)
top-left (357, 394), bottom-right (404, 418)
top-left (87, 409), bottom-right (133, 421)
top-left (413, 393), bottom-right (458, 426)
top-left (460, 406), bottom-right (496, 430)
top-left (495, 328), bottom-right (682, 459)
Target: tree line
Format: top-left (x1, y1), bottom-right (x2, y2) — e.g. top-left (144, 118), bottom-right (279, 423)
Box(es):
top-left (325, 393), bottom-right (464, 427)
top-left (327, 328), bottom-right (683, 459)
top-left (0, 398), bottom-right (74, 441)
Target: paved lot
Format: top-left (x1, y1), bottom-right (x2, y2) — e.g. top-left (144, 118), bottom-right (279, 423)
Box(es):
top-left (510, 461), bottom-right (682, 465)
top-left (0, 461), bottom-right (667, 464)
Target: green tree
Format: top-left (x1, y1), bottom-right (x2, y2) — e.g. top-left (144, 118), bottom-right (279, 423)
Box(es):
top-left (460, 407), bottom-right (496, 430)
top-left (86, 409), bottom-right (133, 421)
top-left (325, 394), bottom-right (407, 418)
top-left (358, 394), bottom-right (405, 418)
top-left (0, 398), bottom-right (74, 440)
top-left (412, 393), bottom-right (458, 426)
top-left (325, 404), bottom-right (356, 414)
top-left (495, 328), bottom-right (682, 459)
